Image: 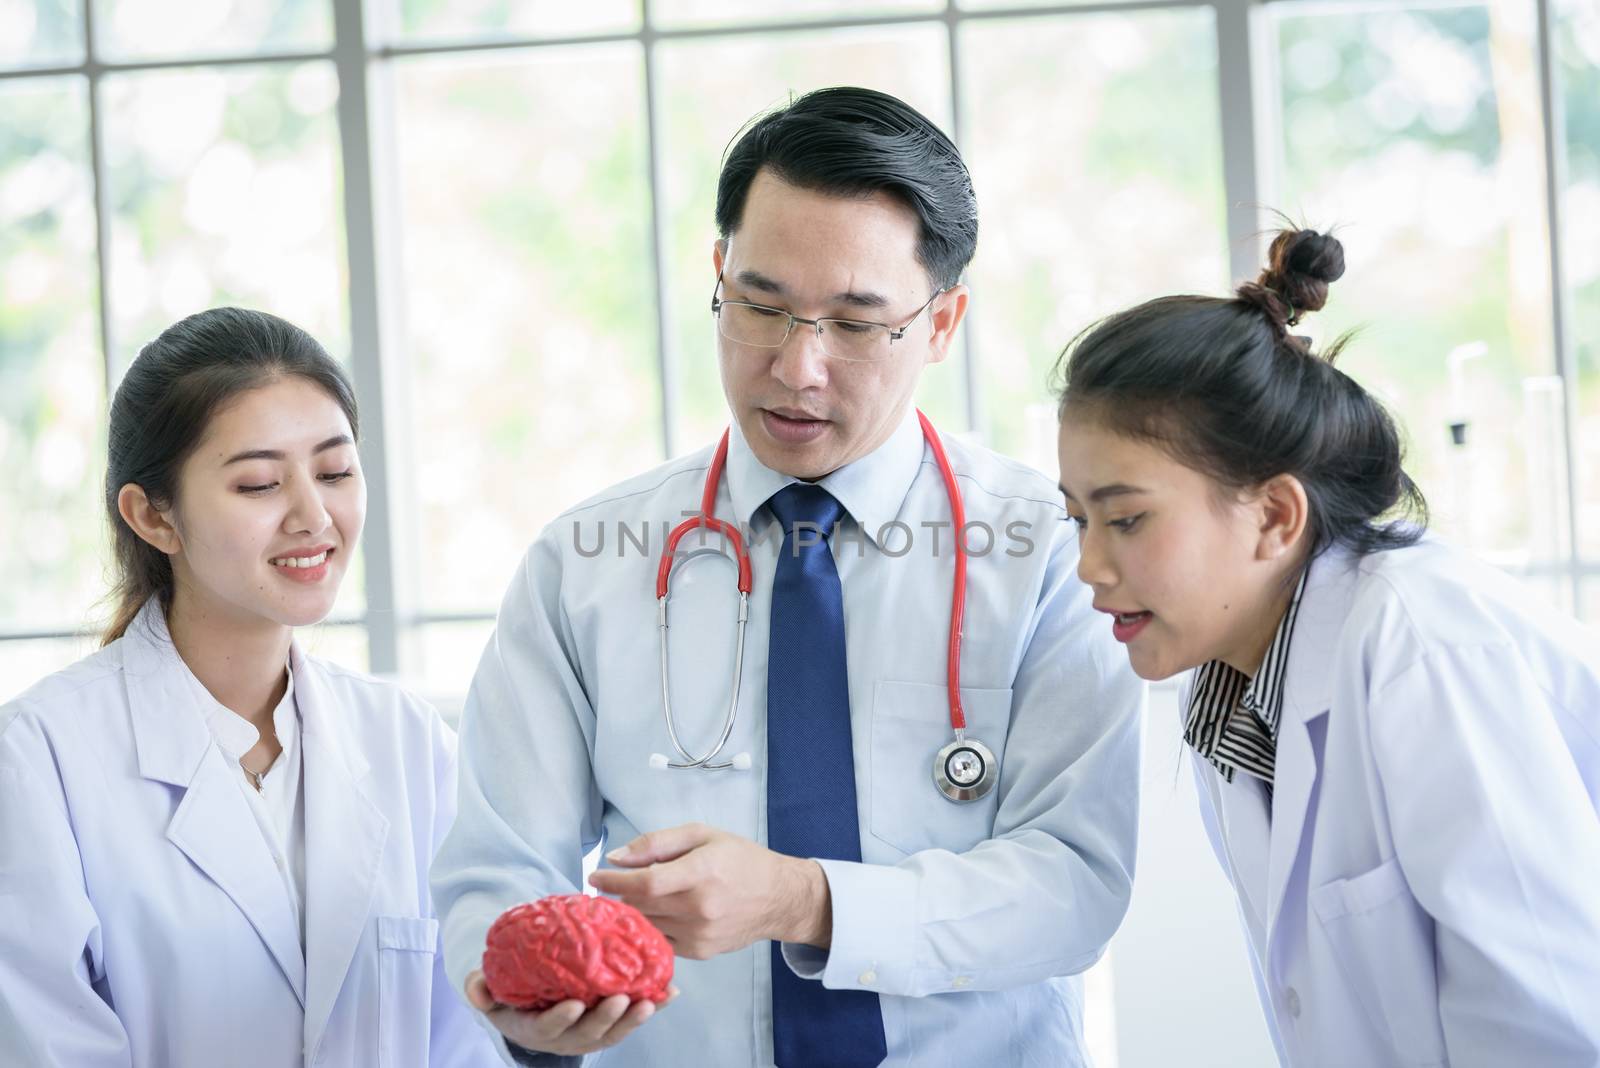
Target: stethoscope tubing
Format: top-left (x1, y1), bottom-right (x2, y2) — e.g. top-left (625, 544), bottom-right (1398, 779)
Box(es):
top-left (915, 409), bottom-right (969, 734)
top-left (654, 409), bottom-right (973, 778)
top-left (656, 590), bottom-right (749, 769)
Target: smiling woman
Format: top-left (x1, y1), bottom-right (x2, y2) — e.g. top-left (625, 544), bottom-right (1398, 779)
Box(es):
top-left (0, 306), bottom-right (502, 1066)
top-left (102, 306), bottom-right (361, 644)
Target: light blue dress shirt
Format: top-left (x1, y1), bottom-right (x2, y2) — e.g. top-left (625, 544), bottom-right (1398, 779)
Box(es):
top-left (431, 407), bottom-right (1145, 1067)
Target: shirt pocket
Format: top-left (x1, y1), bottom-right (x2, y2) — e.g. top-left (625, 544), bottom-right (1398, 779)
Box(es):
top-left (377, 914), bottom-right (440, 1067)
top-left (868, 680), bottom-right (1012, 856)
top-left (1310, 856), bottom-right (1448, 1066)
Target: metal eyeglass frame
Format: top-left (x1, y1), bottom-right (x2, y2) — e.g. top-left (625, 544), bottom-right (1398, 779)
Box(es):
top-left (710, 270), bottom-right (945, 362)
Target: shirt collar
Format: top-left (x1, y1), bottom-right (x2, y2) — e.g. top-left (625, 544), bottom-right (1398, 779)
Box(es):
top-left (268, 664), bottom-right (300, 781)
top-left (1183, 567), bottom-right (1309, 783)
top-left (185, 659), bottom-right (296, 764)
top-left (724, 405), bottom-right (926, 548)
top-left (272, 664), bottom-right (299, 747)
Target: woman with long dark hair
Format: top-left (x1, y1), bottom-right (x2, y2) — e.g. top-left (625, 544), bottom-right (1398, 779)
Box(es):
top-left (0, 308), bottom-right (498, 1067)
top-left (1055, 228), bottom-right (1600, 1066)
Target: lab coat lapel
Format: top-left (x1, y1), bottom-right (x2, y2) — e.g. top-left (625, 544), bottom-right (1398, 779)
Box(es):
top-left (296, 647), bottom-right (388, 1060)
top-left (1263, 705), bottom-right (1324, 946)
top-left (124, 607), bottom-right (309, 1006)
top-left (165, 748), bottom-right (310, 1006)
top-left (1263, 549), bottom-right (1357, 948)
top-left (1205, 764), bottom-right (1273, 940)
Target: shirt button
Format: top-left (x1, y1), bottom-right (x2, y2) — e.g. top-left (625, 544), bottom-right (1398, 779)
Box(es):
top-left (1284, 986), bottom-right (1301, 1018)
top-left (858, 970), bottom-right (877, 986)
top-left (951, 976), bottom-right (971, 988)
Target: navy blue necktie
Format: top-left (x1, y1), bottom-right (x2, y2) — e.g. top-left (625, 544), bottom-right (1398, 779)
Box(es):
top-left (765, 483), bottom-right (887, 1068)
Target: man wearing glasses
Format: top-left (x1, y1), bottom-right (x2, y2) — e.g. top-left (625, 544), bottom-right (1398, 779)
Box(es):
top-left (432, 86), bottom-right (1143, 1067)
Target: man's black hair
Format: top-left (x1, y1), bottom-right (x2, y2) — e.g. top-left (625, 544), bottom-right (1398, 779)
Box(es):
top-left (715, 87), bottom-right (978, 289)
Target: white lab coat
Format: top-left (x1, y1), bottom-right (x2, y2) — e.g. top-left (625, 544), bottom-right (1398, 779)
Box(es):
top-left (1186, 538), bottom-right (1600, 1067)
top-left (0, 601), bottom-right (502, 1067)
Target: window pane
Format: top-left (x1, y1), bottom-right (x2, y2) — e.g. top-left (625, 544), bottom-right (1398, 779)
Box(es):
top-left (391, 46), bottom-right (659, 615)
top-left (331, 534), bottom-right (365, 622)
top-left (1517, 568), bottom-right (1572, 615)
top-left (298, 621), bottom-right (369, 674)
top-left (1271, 2), bottom-right (1555, 566)
top-left (100, 62), bottom-right (347, 374)
top-left (402, 619), bottom-right (495, 710)
top-left (0, 79), bottom-right (106, 632)
top-left (654, 0), bottom-right (939, 32)
top-left (0, 634), bottom-right (99, 702)
top-left (654, 23), bottom-right (957, 452)
top-left (962, 8), bottom-right (1227, 468)
top-left (90, 0), bottom-right (332, 61)
top-left (387, 0), bottom-right (638, 42)
top-left (0, 0), bottom-right (83, 67)
top-left (1557, 0), bottom-right (1599, 569)
top-left (959, 0), bottom-right (1141, 9)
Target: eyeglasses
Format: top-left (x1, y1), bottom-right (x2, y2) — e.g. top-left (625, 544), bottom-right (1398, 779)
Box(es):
top-left (710, 271), bottom-right (944, 363)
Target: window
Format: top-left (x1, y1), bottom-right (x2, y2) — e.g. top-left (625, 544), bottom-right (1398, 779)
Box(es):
top-left (0, 0), bottom-right (82, 68)
top-left (962, 6), bottom-right (1228, 464)
top-left (2, 76), bottom-right (99, 652)
top-left (1554, 0), bottom-right (1600, 611)
top-left (100, 63), bottom-right (347, 375)
top-left (3, 0), bottom-right (1590, 677)
top-left (1268, 3), bottom-right (1555, 566)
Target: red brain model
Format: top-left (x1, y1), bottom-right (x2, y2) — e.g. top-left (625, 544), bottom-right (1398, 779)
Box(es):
top-left (482, 895), bottom-right (674, 1012)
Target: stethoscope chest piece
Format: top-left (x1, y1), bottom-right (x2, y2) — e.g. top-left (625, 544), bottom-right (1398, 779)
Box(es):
top-left (933, 734), bottom-right (997, 802)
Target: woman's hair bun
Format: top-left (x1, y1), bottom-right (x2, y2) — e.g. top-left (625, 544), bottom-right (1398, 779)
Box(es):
top-left (1236, 227), bottom-right (1345, 328)
top-left (1055, 215), bottom-right (1425, 559)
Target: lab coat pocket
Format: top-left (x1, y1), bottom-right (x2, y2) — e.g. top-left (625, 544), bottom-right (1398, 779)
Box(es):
top-left (377, 914), bottom-right (440, 1067)
top-left (1311, 857), bottom-right (1448, 1066)
top-left (869, 681), bottom-right (1012, 856)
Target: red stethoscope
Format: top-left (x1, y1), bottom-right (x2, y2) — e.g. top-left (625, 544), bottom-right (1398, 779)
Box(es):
top-left (648, 409), bottom-right (998, 803)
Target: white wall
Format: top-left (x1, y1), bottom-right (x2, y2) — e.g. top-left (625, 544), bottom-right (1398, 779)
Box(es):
top-left (1106, 684), bottom-right (1279, 1068)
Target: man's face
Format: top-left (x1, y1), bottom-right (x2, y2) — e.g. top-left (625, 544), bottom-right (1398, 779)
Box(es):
top-left (714, 169), bottom-right (968, 480)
